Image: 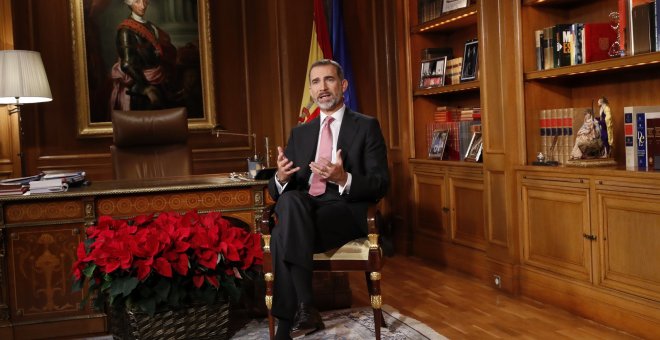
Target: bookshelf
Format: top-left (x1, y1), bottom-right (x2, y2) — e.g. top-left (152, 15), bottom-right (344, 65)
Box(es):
top-left (408, 1), bottom-right (482, 160)
top-left (404, 0), bottom-right (490, 275)
top-left (521, 0), bottom-right (660, 166)
top-left (517, 0), bottom-right (660, 337)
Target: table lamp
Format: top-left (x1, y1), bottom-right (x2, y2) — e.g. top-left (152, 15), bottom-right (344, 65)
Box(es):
top-left (0, 50), bottom-right (53, 175)
top-left (212, 124), bottom-right (263, 178)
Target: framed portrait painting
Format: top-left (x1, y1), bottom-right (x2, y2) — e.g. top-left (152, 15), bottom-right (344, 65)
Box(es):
top-left (460, 39), bottom-right (479, 82)
top-left (429, 129), bottom-right (449, 159)
top-left (71, 0), bottom-right (216, 137)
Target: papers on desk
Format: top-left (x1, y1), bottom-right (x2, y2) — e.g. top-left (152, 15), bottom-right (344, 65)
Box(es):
top-left (28, 179), bottom-right (69, 194)
top-left (0, 184), bottom-right (28, 196)
top-left (1, 173), bottom-right (43, 186)
top-left (1, 170), bottom-right (86, 188)
top-left (42, 170), bottom-right (86, 185)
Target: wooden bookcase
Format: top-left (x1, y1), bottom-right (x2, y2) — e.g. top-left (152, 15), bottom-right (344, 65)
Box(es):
top-left (517, 1), bottom-right (660, 337)
top-left (520, 0), bottom-right (660, 165)
top-left (408, 2), bottom-right (481, 159)
top-left (404, 0), bottom-right (490, 278)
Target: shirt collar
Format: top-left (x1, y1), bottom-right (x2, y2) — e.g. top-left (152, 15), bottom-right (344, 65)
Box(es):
top-left (131, 12), bottom-right (147, 23)
top-left (320, 105), bottom-right (346, 126)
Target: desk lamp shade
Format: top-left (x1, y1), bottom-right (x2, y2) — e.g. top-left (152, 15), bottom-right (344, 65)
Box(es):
top-left (0, 50), bottom-right (52, 104)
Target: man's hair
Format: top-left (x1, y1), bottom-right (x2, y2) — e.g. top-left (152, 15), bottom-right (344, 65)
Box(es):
top-left (124, 0), bottom-right (135, 5)
top-left (309, 59), bottom-right (344, 81)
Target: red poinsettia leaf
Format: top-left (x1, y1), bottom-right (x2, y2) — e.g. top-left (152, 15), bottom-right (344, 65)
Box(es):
top-left (133, 213), bottom-right (154, 226)
top-left (196, 249), bottom-right (218, 269)
top-left (206, 274), bottom-right (219, 288)
top-left (154, 257), bottom-right (173, 278)
top-left (173, 253), bottom-right (189, 276)
top-left (192, 274), bottom-right (204, 288)
top-left (135, 259), bottom-right (153, 281)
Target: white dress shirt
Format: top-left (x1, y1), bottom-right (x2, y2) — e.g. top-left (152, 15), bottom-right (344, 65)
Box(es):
top-left (276, 106), bottom-right (353, 194)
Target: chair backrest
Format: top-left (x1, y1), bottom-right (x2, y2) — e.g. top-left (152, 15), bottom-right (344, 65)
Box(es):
top-left (110, 107), bottom-right (192, 180)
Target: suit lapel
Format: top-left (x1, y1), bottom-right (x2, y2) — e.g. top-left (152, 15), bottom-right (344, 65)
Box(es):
top-left (338, 109), bottom-right (358, 163)
top-left (298, 118), bottom-right (320, 181)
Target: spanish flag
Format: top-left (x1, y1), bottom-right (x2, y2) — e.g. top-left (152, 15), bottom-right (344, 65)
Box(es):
top-left (298, 0), bottom-right (333, 124)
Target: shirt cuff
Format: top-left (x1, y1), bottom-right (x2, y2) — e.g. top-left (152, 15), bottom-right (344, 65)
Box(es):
top-left (275, 177), bottom-right (288, 193)
top-left (338, 172), bottom-right (352, 195)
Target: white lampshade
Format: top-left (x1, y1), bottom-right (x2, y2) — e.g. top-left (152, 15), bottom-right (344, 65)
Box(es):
top-left (0, 50), bottom-right (52, 104)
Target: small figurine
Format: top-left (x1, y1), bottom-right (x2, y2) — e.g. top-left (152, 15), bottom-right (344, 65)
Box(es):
top-left (570, 109), bottom-right (603, 160)
top-left (597, 97), bottom-right (613, 158)
top-left (536, 152), bottom-right (546, 163)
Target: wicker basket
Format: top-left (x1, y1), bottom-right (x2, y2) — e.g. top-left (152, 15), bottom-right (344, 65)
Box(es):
top-left (108, 300), bottom-right (229, 340)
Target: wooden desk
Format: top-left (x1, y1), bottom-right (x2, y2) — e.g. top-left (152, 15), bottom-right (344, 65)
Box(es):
top-left (0, 175), bottom-right (269, 340)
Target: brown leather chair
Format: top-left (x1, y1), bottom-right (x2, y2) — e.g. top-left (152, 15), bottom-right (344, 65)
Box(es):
top-left (258, 203), bottom-right (386, 340)
top-left (110, 107), bottom-right (192, 180)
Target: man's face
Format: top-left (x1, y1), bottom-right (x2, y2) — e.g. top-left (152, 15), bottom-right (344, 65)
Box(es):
top-left (309, 64), bottom-right (347, 113)
top-left (130, 0), bottom-right (149, 17)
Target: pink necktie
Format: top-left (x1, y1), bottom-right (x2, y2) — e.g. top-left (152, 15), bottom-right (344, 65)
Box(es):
top-left (309, 117), bottom-right (334, 196)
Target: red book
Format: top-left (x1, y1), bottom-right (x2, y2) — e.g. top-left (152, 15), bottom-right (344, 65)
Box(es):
top-left (584, 22), bottom-right (617, 62)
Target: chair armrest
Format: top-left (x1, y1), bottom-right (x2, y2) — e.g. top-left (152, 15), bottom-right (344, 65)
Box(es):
top-left (258, 203), bottom-right (276, 237)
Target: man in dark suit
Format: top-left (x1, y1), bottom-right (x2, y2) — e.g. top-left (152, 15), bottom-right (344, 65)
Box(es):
top-left (268, 59), bottom-right (389, 339)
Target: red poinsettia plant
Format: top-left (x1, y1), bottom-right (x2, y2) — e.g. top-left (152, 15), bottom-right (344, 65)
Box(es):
top-left (71, 210), bottom-right (263, 316)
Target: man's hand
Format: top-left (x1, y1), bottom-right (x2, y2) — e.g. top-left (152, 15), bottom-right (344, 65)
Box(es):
top-left (275, 146), bottom-right (299, 184)
top-left (310, 149), bottom-right (348, 186)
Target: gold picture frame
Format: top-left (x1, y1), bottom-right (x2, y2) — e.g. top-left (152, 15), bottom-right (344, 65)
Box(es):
top-left (71, 0), bottom-right (216, 137)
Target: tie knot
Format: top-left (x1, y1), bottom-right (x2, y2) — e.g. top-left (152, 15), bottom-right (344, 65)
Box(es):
top-left (324, 117), bottom-right (334, 126)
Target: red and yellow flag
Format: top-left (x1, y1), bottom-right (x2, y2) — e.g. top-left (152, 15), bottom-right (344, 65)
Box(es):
top-left (298, 0), bottom-right (333, 124)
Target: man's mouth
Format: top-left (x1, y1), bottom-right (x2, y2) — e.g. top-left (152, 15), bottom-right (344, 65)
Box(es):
top-left (318, 93), bottom-right (331, 101)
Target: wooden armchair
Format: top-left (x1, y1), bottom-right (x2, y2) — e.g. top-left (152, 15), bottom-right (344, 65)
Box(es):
top-left (258, 203), bottom-right (386, 340)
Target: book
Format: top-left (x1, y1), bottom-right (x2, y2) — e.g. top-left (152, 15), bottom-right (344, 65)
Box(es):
top-left (584, 22), bottom-right (617, 62)
top-left (555, 24), bottom-right (572, 67)
top-left (535, 29), bottom-right (544, 70)
top-left (631, 2), bottom-right (654, 54)
top-left (542, 26), bottom-right (554, 70)
top-left (0, 184), bottom-right (28, 196)
top-left (572, 23), bottom-right (584, 65)
top-left (624, 106), bottom-right (660, 169)
top-left (624, 107), bottom-right (636, 169)
top-left (647, 115), bottom-right (660, 168)
top-left (1, 173), bottom-right (44, 186)
top-left (28, 179), bottom-right (69, 194)
top-left (656, 0), bottom-right (660, 51)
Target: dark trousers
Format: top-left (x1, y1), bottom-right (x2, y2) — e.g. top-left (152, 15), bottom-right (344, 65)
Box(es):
top-left (271, 188), bottom-right (364, 320)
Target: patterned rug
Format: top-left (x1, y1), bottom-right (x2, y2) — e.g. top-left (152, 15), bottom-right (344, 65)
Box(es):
top-left (232, 305), bottom-right (447, 339)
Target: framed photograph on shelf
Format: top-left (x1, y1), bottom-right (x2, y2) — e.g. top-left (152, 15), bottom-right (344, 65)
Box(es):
top-left (419, 56), bottom-right (447, 89)
top-left (429, 129), bottom-right (449, 159)
top-left (464, 131), bottom-right (483, 162)
top-left (460, 39), bottom-right (479, 82)
top-left (442, 0), bottom-right (469, 13)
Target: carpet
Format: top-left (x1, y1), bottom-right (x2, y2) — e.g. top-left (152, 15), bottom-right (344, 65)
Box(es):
top-left (232, 304), bottom-right (447, 339)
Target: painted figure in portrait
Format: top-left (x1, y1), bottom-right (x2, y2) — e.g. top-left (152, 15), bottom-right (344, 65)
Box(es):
top-left (83, 0), bottom-right (203, 122)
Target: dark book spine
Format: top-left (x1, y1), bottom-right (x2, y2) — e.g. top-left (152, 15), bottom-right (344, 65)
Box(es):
top-left (555, 24), bottom-right (572, 67)
top-left (647, 117), bottom-right (660, 168)
top-left (637, 112), bottom-right (647, 168)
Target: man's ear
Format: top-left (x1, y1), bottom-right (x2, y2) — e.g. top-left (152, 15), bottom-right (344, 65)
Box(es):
top-left (341, 79), bottom-right (348, 92)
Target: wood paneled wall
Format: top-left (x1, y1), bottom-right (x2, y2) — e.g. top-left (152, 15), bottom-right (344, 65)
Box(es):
top-left (3, 0), bottom-right (410, 251)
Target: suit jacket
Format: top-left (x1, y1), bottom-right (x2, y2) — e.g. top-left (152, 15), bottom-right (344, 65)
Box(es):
top-left (268, 108), bottom-right (389, 232)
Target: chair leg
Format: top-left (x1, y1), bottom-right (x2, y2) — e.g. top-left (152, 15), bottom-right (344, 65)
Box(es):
top-left (265, 272), bottom-right (275, 340)
top-left (366, 271), bottom-right (384, 340)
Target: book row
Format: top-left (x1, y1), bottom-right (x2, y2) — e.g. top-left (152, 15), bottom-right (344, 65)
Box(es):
top-left (624, 105), bottom-right (660, 170)
top-left (538, 108), bottom-right (589, 165)
top-left (535, 1), bottom-right (660, 71)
